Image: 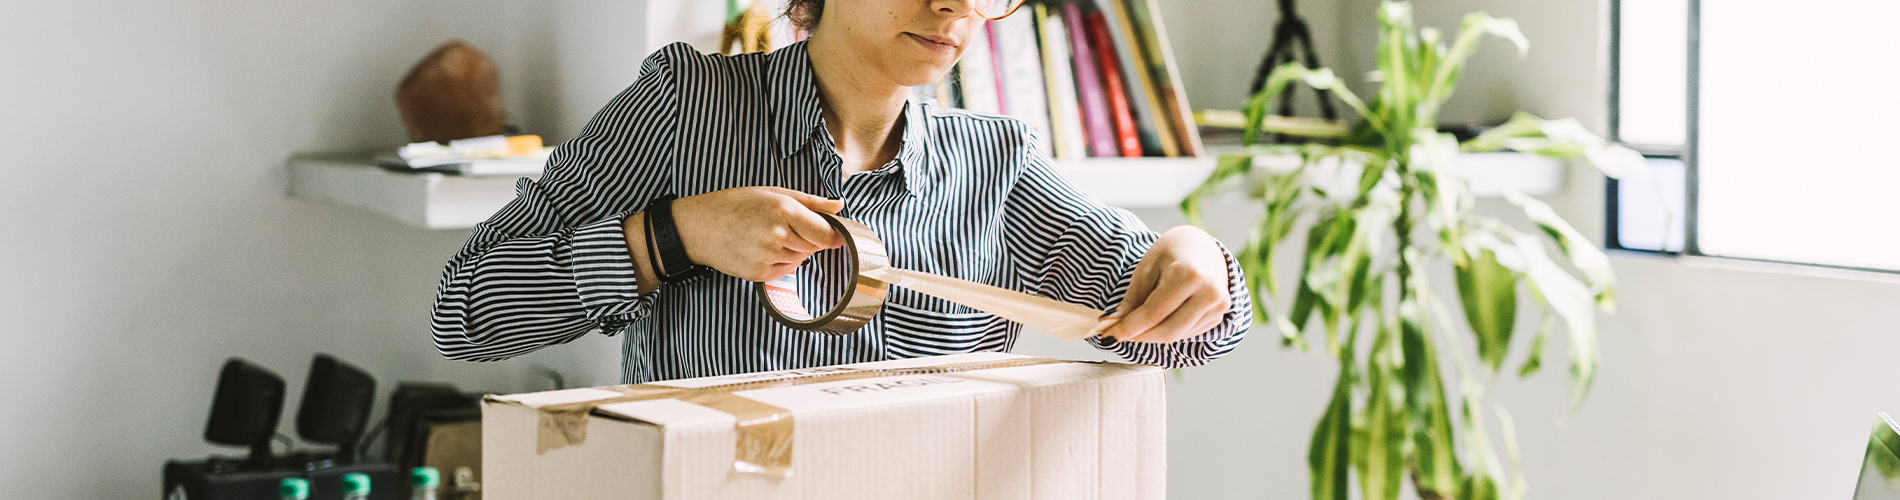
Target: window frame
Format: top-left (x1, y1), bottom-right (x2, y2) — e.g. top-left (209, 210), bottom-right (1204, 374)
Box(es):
top-left (1603, 0), bottom-right (1696, 256)
top-left (1604, 0), bottom-right (1897, 275)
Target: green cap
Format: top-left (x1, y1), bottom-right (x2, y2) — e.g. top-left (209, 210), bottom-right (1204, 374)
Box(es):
top-left (341, 473), bottom-right (372, 496)
top-left (410, 467), bottom-right (441, 489)
top-left (278, 478), bottom-right (310, 500)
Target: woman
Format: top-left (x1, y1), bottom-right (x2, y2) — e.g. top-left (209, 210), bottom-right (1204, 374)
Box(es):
top-left (430, 0), bottom-right (1250, 383)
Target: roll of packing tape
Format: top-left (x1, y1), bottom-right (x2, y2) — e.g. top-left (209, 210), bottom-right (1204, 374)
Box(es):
top-left (754, 213), bottom-right (890, 334)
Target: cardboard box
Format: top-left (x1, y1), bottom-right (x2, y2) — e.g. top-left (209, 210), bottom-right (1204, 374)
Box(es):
top-left (482, 352), bottom-right (1165, 499)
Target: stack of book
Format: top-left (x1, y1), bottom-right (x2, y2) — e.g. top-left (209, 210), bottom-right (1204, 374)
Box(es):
top-left (931, 0), bottom-right (1201, 160)
top-left (377, 134), bottom-right (553, 176)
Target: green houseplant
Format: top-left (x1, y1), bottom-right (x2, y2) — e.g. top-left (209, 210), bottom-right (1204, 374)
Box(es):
top-left (1181, 3), bottom-right (1647, 499)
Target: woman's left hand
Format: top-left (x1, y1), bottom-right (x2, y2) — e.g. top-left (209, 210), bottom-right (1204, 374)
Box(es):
top-left (1097, 226), bottom-right (1233, 345)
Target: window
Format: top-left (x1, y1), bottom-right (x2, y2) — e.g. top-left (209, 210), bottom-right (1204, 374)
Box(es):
top-left (1607, 0), bottom-right (1900, 272)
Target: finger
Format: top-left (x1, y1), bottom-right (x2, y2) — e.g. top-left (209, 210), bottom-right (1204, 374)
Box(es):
top-left (1114, 263), bottom-right (1161, 322)
top-left (1088, 311), bottom-right (1125, 343)
top-left (784, 209), bottom-right (843, 249)
top-left (755, 262), bottom-right (800, 282)
top-left (1140, 294), bottom-right (1231, 346)
top-left (1104, 272), bottom-right (1196, 341)
top-left (773, 187), bottom-right (846, 215)
top-left (776, 230), bottom-right (824, 254)
top-left (1131, 293), bottom-right (1226, 344)
top-left (771, 245), bottom-right (816, 266)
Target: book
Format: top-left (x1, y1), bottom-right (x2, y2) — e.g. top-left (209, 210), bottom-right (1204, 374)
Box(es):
top-left (993, 8), bottom-right (1055, 156)
top-left (1086, 11), bottom-right (1143, 158)
top-left (987, 23), bottom-right (1009, 114)
top-left (957, 24), bottom-right (1003, 114)
top-left (958, 23), bottom-right (1003, 115)
top-left (1063, 3), bottom-right (1119, 157)
top-left (1097, 0), bottom-right (1176, 157)
top-left (1037, 4), bottom-right (1088, 160)
top-left (376, 153), bottom-right (547, 176)
top-left (1125, 0), bottom-right (1203, 156)
top-left (384, 135), bottom-right (551, 176)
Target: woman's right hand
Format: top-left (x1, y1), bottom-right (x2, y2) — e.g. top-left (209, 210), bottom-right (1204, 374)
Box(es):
top-left (670, 187), bottom-right (846, 282)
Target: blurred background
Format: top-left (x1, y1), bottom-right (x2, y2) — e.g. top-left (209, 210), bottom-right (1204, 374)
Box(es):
top-left (2, 0), bottom-right (1896, 498)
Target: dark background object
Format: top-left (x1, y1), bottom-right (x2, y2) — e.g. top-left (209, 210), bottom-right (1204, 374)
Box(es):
top-left (298, 354), bottom-right (377, 464)
top-left (396, 40), bottom-right (507, 144)
top-left (203, 358), bottom-right (286, 470)
top-left (1247, 0), bottom-right (1338, 142)
top-left (163, 459), bottom-right (399, 500)
top-left (385, 383), bottom-right (484, 499)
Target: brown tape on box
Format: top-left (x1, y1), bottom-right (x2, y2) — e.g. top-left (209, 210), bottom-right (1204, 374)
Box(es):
top-left (528, 357), bottom-right (1089, 476)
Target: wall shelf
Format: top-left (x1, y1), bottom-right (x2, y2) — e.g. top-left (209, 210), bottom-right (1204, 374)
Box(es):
top-left (287, 154), bottom-right (532, 230)
top-left (288, 152), bottom-right (1561, 230)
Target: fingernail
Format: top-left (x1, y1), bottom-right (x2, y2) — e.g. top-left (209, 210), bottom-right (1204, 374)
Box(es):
top-left (1098, 335), bottom-right (1119, 348)
top-left (826, 196), bottom-right (840, 201)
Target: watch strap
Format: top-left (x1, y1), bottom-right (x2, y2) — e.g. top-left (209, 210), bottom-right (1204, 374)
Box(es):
top-left (644, 195), bottom-right (710, 284)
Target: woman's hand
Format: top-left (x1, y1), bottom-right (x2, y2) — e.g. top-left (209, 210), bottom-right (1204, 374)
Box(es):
top-left (1098, 226), bottom-right (1233, 345)
top-left (671, 187), bottom-right (845, 282)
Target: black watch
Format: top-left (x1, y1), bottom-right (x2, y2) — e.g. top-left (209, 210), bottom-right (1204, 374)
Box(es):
top-left (643, 195), bottom-right (711, 283)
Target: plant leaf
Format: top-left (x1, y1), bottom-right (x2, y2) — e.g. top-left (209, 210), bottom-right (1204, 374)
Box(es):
top-left (1456, 249), bottom-right (1519, 373)
top-left (1495, 405), bottom-right (1528, 500)
top-left (1517, 307), bottom-right (1553, 378)
top-left (1402, 297), bottom-right (1462, 497)
top-left (1360, 331), bottom-right (1407, 500)
top-left (1457, 387), bottom-right (1506, 500)
top-left (1309, 369), bottom-right (1354, 500)
top-left (1288, 217), bottom-right (1331, 345)
top-left (1181, 154), bottom-right (1253, 227)
top-left (1513, 229), bottom-right (1600, 408)
top-left (1458, 112), bottom-right (1543, 154)
top-left (1501, 188), bottom-right (1616, 311)
top-left (1427, 13), bottom-right (1526, 111)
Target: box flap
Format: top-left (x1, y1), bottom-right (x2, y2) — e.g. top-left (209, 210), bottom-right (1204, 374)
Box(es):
top-left (486, 387), bottom-right (626, 408)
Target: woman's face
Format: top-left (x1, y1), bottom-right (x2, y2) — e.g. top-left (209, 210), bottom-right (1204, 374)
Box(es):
top-left (816, 0), bottom-right (983, 88)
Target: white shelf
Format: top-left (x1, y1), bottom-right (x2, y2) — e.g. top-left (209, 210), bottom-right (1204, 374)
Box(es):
top-left (287, 154), bottom-right (533, 230)
top-left (1052, 156), bottom-right (1217, 208)
top-left (1052, 151), bottom-right (1564, 208)
top-left (286, 152), bottom-right (1562, 230)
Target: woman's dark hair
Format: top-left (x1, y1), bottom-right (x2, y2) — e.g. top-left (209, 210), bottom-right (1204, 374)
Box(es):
top-left (785, 0), bottom-right (823, 31)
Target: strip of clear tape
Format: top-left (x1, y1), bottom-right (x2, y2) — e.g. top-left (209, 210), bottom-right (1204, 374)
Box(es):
top-left (861, 266), bottom-right (1104, 341)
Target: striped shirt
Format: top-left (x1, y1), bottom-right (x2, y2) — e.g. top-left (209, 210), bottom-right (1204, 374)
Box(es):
top-left (430, 41), bottom-right (1250, 384)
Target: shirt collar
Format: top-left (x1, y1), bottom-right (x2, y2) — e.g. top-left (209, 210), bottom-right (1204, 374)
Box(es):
top-left (767, 41), bottom-right (934, 197)
top-left (767, 42), bottom-right (823, 161)
top-left (893, 102), bottom-right (933, 197)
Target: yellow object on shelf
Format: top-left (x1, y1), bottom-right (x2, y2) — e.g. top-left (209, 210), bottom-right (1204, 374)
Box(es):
top-left (505, 135), bottom-right (542, 156)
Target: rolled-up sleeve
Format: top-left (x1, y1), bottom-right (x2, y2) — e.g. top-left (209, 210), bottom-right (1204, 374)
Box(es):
top-left (430, 45), bottom-right (686, 361)
top-left (1000, 129), bottom-right (1250, 368)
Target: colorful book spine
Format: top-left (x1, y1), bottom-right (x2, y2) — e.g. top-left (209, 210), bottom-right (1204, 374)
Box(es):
top-left (1098, 0), bottom-right (1176, 157)
top-left (1063, 3), bottom-right (1119, 157)
top-left (959, 23), bottom-right (1002, 115)
top-left (995, 11), bottom-right (1055, 156)
top-left (1086, 11), bottom-right (1143, 158)
top-left (987, 22), bottom-right (1009, 114)
top-left (1125, 0), bottom-right (1202, 156)
top-left (1037, 4), bottom-right (1088, 160)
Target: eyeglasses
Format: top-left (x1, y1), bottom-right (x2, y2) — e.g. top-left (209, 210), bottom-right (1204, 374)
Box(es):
top-left (974, 0), bottom-right (1027, 20)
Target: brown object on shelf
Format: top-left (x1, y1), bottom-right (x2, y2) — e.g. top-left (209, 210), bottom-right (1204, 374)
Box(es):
top-left (397, 40), bottom-right (506, 144)
top-left (721, 0), bottom-right (774, 54)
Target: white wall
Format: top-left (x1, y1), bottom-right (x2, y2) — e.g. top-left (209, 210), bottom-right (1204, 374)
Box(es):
top-left (0, 1), bottom-right (685, 497)
top-left (1032, 0), bottom-right (1900, 498)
